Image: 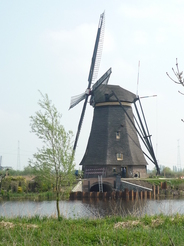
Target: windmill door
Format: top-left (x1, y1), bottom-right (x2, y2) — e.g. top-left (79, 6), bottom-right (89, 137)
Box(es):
top-left (121, 167), bottom-right (127, 178)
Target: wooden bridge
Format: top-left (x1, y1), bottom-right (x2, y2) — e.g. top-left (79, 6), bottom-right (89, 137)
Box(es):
top-left (70, 177), bottom-right (159, 200)
top-left (80, 176), bottom-right (152, 192)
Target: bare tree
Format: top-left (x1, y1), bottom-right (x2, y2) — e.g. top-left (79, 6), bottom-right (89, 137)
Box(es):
top-left (167, 58), bottom-right (184, 122)
top-left (166, 58), bottom-right (184, 95)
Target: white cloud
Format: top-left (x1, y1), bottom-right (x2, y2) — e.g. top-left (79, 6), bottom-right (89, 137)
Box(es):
top-left (43, 23), bottom-right (115, 56)
top-left (0, 109), bottom-right (21, 125)
top-left (133, 30), bottom-right (148, 45)
top-left (119, 2), bottom-right (184, 28)
top-left (43, 24), bottom-right (96, 54)
top-left (119, 4), bottom-right (161, 19)
top-left (155, 28), bottom-right (166, 43)
top-left (103, 29), bottom-right (115, 53)
top-left (40, 22), bottom-right (116, 88)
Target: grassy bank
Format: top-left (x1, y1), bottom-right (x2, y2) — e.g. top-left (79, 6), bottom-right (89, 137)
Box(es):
top-left (145, 178), bottom-right (184, 188)
top-left (0, 214), bottom-right (184, 245)
top-left (145, 178), bottom-right (184, 197)
top-left (0, 191), bottom-right (70, 201)
top-left (2, 177), bottom-right (184, 201)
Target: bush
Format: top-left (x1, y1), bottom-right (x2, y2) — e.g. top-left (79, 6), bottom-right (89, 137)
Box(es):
top-left (18, 186), bottom-right (22, 193)
top-left (11, 181), bottom-right (18, 193)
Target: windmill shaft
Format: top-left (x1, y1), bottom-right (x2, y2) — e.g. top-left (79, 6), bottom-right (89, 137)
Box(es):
top-left (134, 99), bottom-right (160, 174)
top-left (137, 98), bottom-right (158, 166)
top-left (133, 114), bottom-right (145, 141)
top-left (132, 113), bottom-right (153, 153)
top-left (134, 102), bottom-right (152, 151)
top-left (113, 90), bottom-right (160, 174)
top-left (138, 98), bottom-right (152, 144)
top-left (112, 91), bottom-right (150, 153)
top-left (135, 102), bottom-right (158, 166)
top-left (72, 12), bottom-right (105, 153)
top-left (88, 13), bottom-right (104, 87)
top-left (88, 30), bottom-right (100, 84)
top-left (73, 95), bottom-right (89, 151)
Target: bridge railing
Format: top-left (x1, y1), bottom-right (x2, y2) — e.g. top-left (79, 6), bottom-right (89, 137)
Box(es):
top-left (120, 180), bottom-right (152, 192)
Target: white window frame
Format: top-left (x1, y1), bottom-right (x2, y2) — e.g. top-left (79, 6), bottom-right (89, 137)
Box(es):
top-left (117, 153), bottom-right (123, 160)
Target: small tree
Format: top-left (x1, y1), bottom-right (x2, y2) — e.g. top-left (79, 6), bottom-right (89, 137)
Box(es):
top-left (162, 167), bottom-right (173, 178)
top-left (29, 92), bottom-right (75, 220)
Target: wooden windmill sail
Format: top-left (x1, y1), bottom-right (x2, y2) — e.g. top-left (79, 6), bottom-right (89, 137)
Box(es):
top-left (70, 13), bottom-right (160, 178)
top-left (69, 12), bottom-right (112, 152)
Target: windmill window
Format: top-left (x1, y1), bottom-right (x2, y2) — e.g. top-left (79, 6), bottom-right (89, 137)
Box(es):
top-left (116, 131), bottom-right (120, 140)
top-left (117, 153), bottom-right (123, 160)
top-left (113, 167), bottom-right (116, 172)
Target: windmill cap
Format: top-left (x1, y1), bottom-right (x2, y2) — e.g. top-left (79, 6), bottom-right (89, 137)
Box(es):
top-left (93, 84), bottom-right (136, 105)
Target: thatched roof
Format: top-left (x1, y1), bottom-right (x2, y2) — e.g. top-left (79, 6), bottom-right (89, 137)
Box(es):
top-left (91, 84), bottom-right (137, 105)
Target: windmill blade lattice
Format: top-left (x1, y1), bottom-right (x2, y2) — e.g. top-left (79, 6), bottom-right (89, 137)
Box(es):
top-left (73, 95), bottom-right (88, 151)
top-left (69, 92), bottom-right (86, 109)
top-left (88, 12), bottom-right (105, 86)
top-left (92, 67), bottom-right (112, 91)
top-left (71, 12), bottom-right (106, 152)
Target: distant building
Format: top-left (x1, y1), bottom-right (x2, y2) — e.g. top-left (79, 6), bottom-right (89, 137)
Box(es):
top-left (0, 156), bottom-right (12, 170)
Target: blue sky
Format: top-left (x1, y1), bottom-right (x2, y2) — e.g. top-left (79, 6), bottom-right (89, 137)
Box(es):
top-left (1, 0), bottom-right (184, 171)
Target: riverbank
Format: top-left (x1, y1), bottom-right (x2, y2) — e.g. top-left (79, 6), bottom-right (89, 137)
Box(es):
top-left (0, 214), bottom-right (183, 245)
top-left (122, 178), bottom-right (184, 198)
top-left (146, 178), bottom-right (184, 197)
top-left (1, 178), bottom-right (184, 201)
top-left (0, 190), bottom-right (71, 202)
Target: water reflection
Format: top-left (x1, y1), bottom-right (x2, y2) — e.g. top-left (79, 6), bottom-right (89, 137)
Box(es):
top-left (0, 198), bottom-right (184, 218)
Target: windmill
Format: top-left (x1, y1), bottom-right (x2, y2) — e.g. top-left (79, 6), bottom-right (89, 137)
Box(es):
top-left (69, 12), bottom-right (112, 152)
top-left (70, 13), bottom-right (159, 181)
top-left (79, 84), bottom-right (160, 179)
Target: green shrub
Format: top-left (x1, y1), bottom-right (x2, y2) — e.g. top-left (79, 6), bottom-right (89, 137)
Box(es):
top-left (18, 186), bottom-right (22, 193)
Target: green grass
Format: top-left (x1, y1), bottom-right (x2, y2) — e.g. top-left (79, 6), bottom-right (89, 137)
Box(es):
top-left (0, 191), bottom-right (71, 201)
top-left (0, 214), bottom-right (184, 245)
top-left (146, 178), bottom-right (184, 189)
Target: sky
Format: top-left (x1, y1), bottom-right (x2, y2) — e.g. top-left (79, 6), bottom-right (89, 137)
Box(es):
top-left (1, 0), bottom-right (184, 171)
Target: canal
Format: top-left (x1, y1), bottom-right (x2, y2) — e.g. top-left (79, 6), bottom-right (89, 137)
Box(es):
top-left (1, 198), bottom-right (184, 218)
